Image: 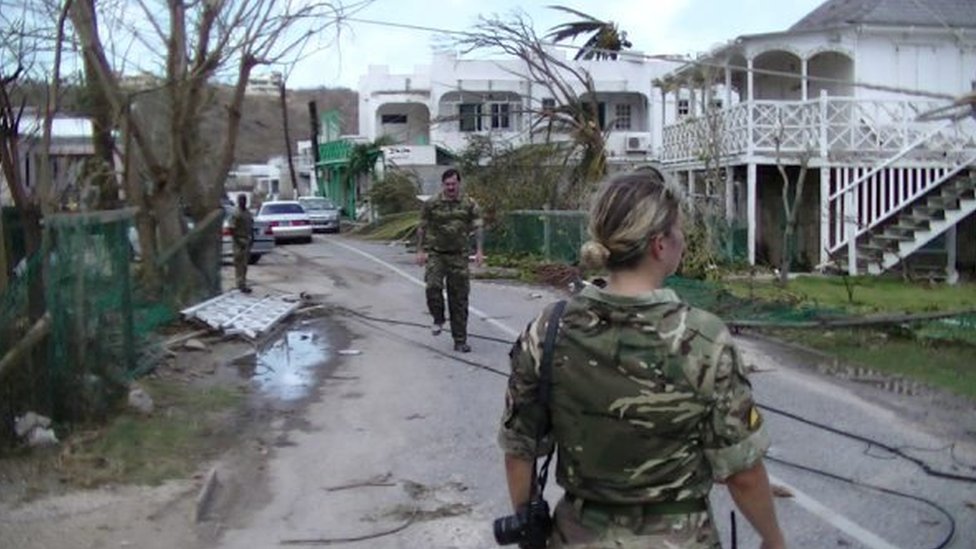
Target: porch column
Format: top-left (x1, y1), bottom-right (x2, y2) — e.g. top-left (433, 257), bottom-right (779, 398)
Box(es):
top-left (746, 58), bottom-right (755, 156)
top-left (661, 88), bottom-right (668, 128)
top-left (820, 167), bottom-right (830, 266)
top-left (747, 163), bottom-right (757, 265)
top-left (725, 166), bottom-right (735, 222)
top-left (801, 58), bottom-right (809, 101)
top-left (724, 63), bottom-right (732, 108)
top-left (946, 225), bottom-right (959, 284)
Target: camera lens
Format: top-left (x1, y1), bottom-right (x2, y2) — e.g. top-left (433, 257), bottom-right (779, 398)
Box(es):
top-left (493, 514), bottom-right (523, 545)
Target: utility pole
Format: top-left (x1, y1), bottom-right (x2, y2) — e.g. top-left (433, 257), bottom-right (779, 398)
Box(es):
top-left (278, 73), bottom-right (298, 198)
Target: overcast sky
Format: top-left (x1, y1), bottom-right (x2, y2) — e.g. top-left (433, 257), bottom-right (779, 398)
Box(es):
top-left (285, 0), bottom-right (826, 89)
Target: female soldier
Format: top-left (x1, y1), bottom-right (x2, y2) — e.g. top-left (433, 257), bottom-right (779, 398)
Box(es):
top-left (499, 169), bottom-right (785, 548)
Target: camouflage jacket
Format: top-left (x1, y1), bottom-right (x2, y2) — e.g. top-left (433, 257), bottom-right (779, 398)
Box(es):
top-left (229, 208), bottom-right (253, 248)
top-left (498, 285), bottom-right (769, 504)
top-left (419, 192), bottom-right (482, 254)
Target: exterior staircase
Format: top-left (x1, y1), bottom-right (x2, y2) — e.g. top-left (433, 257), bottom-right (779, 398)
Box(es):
top-left (831, 174), bottom-right (976, 279)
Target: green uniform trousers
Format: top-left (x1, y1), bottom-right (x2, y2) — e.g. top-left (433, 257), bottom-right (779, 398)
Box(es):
top-left (549, 495), bottom-right (720, 548)
top-left (233, 241), bottom-right (250, 290)
top-left (424, 251), bottom-right (470, 344)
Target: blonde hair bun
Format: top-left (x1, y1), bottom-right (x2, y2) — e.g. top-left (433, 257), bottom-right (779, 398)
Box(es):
top-left (580, 240), bottom-right (611, 270)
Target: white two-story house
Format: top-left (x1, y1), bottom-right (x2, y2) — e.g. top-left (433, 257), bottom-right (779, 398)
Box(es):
top-left (659, 0), bottom-right (976, 279)
top-left (358, 49), bottom-right (672, 194)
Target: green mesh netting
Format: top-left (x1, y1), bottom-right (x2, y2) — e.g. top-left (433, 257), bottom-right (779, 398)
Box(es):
top-left (665, 275), bottom-right (845, 323)
top-left (488, 210), bottom-right (588, 263)
top-left (0, 208), bottom-right (222, 443)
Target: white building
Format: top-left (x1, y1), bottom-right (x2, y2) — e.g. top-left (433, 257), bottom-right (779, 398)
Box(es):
top-left (0, 114), bottom-right (99, 209)
top-left (659, 0), bottom-right (976, 279)
top-left (356, 0), bottom-right (976, 279)
top-left (358, 49), bottom-right (672, 193)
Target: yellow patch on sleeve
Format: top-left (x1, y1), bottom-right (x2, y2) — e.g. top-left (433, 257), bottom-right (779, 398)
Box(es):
top-left (748, 406), bottom-right (762, 430)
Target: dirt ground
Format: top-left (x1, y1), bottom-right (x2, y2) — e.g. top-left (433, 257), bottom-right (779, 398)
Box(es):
top-left (0, 305), bottom-right (342, 549)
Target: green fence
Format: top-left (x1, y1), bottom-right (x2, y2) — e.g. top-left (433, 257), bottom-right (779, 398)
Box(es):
top-left (0, 208), bottom-right (221, 444)
top-left (488, 210), bottom-right (588, 263)
top-left (487, 210), bottom-right (748, 265)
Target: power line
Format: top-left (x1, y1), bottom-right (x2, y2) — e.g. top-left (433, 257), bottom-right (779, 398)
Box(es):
top-left (339, 15), bottom-right (959, 101)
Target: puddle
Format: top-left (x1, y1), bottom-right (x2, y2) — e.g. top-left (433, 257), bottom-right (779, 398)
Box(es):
top-left (253, 323), bottom-right (332, 401)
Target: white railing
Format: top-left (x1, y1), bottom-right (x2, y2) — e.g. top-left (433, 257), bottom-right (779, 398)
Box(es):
top-left (821, 116), bottom-right (976, 273)
top-left (660, 95), bottom-right (960, 163)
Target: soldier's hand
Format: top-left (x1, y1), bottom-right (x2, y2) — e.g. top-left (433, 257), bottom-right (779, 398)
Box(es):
top-left (416, 251), bottom-right (427, 266)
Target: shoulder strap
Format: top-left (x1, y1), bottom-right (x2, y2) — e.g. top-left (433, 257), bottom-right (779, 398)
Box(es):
top-left (531, 299), bottom-right (568, 499)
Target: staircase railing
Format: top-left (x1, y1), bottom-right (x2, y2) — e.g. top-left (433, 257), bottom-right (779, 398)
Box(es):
top-left (824, 117), bottom-right (976, 274)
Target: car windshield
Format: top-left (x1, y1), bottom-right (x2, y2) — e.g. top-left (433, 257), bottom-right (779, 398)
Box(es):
top-left (299, 198), bottom-right (336, 211)
top-left (262, 203), bottom-right (304, 215)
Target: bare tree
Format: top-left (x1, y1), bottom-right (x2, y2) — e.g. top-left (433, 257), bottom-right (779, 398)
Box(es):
top-left (457, 11), bottom-right (608, 207)
top-left (67, 0), bottom-right (355, 300)
top-left (773, 124), bottom-right (812, 285)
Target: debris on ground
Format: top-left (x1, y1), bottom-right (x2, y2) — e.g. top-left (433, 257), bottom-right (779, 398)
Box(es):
top-left (14, 411), bottom-right (59, 447)
top-left (127, 385), bottom-right (155, 415)
top-left (338, 349), bottom-right (362, 356)
top-left (180, 289), bottom-right (305, 340)
top-left (534, 263), bottom-right (581, 290)
top-left (184, 338), bottom-right (208, 351)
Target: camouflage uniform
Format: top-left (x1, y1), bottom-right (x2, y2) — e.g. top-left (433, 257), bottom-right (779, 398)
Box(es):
top-left (499, 285), bottom-right (770, 548)
top-left (229, 207), bottom-right (254, 290)
top-left (419, 192), bottom-right (483, 345)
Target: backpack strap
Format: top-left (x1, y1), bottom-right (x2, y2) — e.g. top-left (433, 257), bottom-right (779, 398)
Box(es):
top-left (531, 299), bottom-right (568, 498)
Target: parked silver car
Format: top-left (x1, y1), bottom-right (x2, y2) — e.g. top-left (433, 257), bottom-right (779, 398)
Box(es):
top-left (297, 196), bottom-right (341, 233)
top-left (256, 200), bottom-right (313, 243)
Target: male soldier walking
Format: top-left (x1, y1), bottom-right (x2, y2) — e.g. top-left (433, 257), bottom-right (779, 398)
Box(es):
top-left (416, 169), bottom-right (484, 353)
top-left (229, 194), bottom-right (254, 293)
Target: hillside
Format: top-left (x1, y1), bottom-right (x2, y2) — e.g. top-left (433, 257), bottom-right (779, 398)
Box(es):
top-left (9, 81), bottom-right (358, 166)
top-left (234, 87), bottom-right (359, 164)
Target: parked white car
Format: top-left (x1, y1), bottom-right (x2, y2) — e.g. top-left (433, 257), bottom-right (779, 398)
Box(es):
top-left (297, 196), bottom-right (341, 233)
top-left (256, 201), bottom-right (313, 243)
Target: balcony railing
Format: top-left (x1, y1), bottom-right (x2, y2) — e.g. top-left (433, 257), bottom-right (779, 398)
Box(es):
top-left (660, 96), bottom-right (966, 164)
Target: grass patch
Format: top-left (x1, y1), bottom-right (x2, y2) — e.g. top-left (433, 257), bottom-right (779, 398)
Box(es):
top-left (775, 328), bottom-right (976, 400)
top-left (58, 379), bottom-right (244, 487)
top-left (724, 275), bottom-right (976, 314)
top-left (353, 211), bottom-right (420, 241)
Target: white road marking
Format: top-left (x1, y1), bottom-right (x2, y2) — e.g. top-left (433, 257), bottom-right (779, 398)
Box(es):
top-left (328, 238), bottom-right (904, 549)
top-left (327, 239), bottom-right (518, 338)
top-left (768, 476), bottom-right (902, 549)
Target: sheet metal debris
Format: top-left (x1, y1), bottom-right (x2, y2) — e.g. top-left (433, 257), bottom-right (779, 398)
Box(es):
top-left (181, 289), bottom-right (303, 339)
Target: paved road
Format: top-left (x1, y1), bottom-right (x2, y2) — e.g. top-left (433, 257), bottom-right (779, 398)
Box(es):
top-left (216, 234), bottom-right (976, 548)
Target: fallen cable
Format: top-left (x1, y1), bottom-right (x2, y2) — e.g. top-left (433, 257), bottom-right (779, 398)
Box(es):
top-left (760, 403), bottom-right (976, 483)
top-left (766, 456), bottom-right (956, 549)
top-left (279, 508), bottom-right (417, 545)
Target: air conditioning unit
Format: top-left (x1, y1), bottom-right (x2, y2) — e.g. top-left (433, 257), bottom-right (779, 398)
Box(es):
top-left (625, 135), bottom-right (647, 152)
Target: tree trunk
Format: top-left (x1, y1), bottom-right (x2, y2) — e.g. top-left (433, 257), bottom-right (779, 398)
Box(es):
top-left (84, 51), bottom-right (119, 210)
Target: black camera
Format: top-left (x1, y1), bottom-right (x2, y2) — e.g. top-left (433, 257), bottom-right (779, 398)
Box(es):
top-left (493, 497), bottom-right (552, 547)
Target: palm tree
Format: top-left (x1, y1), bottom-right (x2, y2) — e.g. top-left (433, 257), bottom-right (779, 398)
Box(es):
top-left (545, 6), bottom-right (633, 61)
